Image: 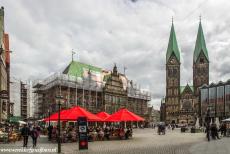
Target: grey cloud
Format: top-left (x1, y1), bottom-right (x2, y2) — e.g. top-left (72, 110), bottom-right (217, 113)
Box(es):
top-left (2, 0), bottom-right (230, 109)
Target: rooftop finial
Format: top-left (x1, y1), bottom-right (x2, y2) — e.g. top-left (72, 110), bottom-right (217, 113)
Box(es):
top-left (199, 15), bottom-right (201, 23)
top-left (172, 16), bottom-right (174, 24)
top-left (71, 49), bottom-right (76, 62)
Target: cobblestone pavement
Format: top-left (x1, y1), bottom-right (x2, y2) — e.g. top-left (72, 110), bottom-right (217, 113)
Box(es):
top-left (0, 128), bottom-right (229, 154)
top-left (189, 137), bottom-right (230, 154)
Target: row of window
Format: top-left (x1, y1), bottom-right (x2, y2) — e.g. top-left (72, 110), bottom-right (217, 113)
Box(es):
top-left (167, 68), bottom-right (178, 77)
top-left (167, 89), bottom-right (179, 96)
top-left (167, 79), bottom-right (179, 87)
top-left (167, 97), bottom-right (179, 104)
top-left (200, 85), bottom-right (230, 116)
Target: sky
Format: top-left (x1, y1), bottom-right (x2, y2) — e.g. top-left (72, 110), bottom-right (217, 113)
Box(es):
top-left (1, 0), bottom-right (230, 109)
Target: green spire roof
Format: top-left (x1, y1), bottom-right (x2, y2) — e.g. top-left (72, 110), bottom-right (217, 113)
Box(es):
top-left (63, 61), bottom-right (102, 78)
top-left (193, 21), bottom-right (209, 62)
top-left (166, 23), bottom-right (180, 62)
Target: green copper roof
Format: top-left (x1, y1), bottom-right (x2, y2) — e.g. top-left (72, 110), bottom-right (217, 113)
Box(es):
top-left (166, 23), bottom-right (180, 62)
top-left (63, 61), bottom-right (102, 77)
top-left (193, 22), bottom-right (209, 62)
top-left (180, 85), bottom-right (194, 94)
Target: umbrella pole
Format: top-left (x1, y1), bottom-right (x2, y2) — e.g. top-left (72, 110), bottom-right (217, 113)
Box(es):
top-left (137, 121), bottom-right (138, 128)
top-left (95, 122), bottom-right (97, 127)
top-left (124, 121), bottom-right (126, 128)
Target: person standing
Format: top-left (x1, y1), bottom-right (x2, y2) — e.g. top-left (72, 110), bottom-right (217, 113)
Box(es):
top-left (31, 127), bottom-right (39, 148)
top-left (206, 123), bottom-right (210, 141)
top-left (48, 125), bottom-right (53, 141)
top-left (21, 124), bottom-right (30, 147)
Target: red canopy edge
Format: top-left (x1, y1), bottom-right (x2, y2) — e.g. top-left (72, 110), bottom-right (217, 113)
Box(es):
top-left (43, 106), bottom-right (102, 122)
top-left (105, 108), bottom-right (145, 122)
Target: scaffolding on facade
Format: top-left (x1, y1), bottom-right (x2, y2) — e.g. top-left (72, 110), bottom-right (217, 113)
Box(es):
top-left (33, 72), bottom-right (151, 101)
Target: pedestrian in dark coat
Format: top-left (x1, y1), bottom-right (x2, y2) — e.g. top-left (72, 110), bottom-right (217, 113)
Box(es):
top-left (31, 127), bottom-right (39, 147)
top-left (206, 123), bottom-right (210, 141)
top-left (48, 125), bottom-right (53, 141)
top-left (21, 124), bottom-right (30, 147)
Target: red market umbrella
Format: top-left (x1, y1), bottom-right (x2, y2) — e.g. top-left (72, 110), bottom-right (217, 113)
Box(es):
top-left (43, 109), bottom-right (70, 122)
top-left (96, 112), bottom-right (110, 120)
top-left (105, 108), bottom-right (145, 122)
top-left (63, 106), bottom-right (102, 122)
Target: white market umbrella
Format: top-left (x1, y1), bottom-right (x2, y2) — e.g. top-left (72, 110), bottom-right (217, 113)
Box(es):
top-left (222, 118), bottom-right (230, 122)
top-left (18, 121), bottom-right (27, 124)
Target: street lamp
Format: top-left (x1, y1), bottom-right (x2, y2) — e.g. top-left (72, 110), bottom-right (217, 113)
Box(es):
top-left (48, 109), bottom-right (51, 141)
top-left (48, 109), bottom-right (50, 128)
top-left (56, 95), bottom-right (63, 153)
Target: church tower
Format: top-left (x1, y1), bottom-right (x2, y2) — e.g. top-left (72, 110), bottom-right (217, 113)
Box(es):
top-left (193, 20), bottom-right (209, 97)
top-left (166, 22), bottom-right (181, 124)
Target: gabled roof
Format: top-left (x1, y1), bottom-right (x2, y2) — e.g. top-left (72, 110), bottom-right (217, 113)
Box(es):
top-left (180, 84), bottom-right (194, 94)
top-left (193, 21), bottom-right (209, 62)
top-left (166, 23), bottom-right (180, 62)
top-left (63, 61), bottom-right (102, 77)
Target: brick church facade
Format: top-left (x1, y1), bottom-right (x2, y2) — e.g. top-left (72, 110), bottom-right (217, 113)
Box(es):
top-left (165, 20), bottom-right (209, 125)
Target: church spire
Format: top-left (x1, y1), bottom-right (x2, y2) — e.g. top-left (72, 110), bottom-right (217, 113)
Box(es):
top-left (193, 20), bottom-right (209, 62)
top-left (166, 21), bottom-right (180, 63)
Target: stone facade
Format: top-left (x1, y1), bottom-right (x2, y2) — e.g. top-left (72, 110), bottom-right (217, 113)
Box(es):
top-left (164, 21), bottom-right (209, 125)
top-left (0, 7), bottom-right (10, 123)
top-left (33, 62), bottom-right (151, 120)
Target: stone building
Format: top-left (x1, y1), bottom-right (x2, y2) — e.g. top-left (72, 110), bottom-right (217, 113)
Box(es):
top-left (33, 61), bottom-right (151, 120)
top-left (10, 78), bottom-right (31, 120)
top-left (164, 20), bottom-right (209, 125)
top-left (0, 6), bottom-right (10, 123)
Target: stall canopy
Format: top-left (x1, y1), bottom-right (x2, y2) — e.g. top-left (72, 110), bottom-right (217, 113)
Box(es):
top-left (105, 108), bottom-right (145, 122)
top-left (222, 118), bottom-right (230, 122)
top-left (43, 109), bottom-right (70, 122)
top-left (44, 106), bottom-right (102, 122)
top-left (8, 116), bottom-right (23, 123)
top-left (96, 112), bottom-right (110, 120)
top-left (63, 106), bottom-right (102, 121)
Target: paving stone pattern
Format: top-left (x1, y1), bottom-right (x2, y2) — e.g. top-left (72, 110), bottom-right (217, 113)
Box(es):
top-left (0, 128), bottom-right (229, 154)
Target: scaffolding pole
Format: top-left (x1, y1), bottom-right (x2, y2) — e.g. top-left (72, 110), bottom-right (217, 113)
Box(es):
top-left (83, 79), bottom-right (85, 108)
top-left (75, 78), bottom-right (78, 106)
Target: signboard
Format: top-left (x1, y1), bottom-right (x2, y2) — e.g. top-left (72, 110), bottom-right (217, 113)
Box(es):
top-left (77, 117), bottom-right (88, 150)
top-left (0, 90), bottom-right (8, 99)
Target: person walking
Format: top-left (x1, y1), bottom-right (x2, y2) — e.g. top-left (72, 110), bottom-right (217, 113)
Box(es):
top-left (31, 127), bottom-right (39, 148)
top-left (48, 125), bottom-right (53, 141)
top-left (206, 123), bottom-right (210, 141)
top-left (214, 124), bottom-right (220, 139)
top-left (21, 124), bottom-right (30, 147)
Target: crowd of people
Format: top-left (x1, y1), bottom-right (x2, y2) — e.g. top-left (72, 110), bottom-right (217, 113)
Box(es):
top-left (88, 126), bottom-right (133, 141)
top-left (20, 124), bottom-right (41, 147)
top-left (47, 125), bottom-right (77, 142)
top-left (47, 125), bottom-right (133, 143)
top-left (205, 122), bottom-right (228, 141)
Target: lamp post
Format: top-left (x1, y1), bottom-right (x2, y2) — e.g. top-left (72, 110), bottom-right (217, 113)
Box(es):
top-left (56, 95), bottom-right (63, 153)
top-left (48, 109), bottom-right (50, 128)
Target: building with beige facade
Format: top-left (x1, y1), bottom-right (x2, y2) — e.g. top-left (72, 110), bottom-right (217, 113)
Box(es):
top-left (33, 61), bottom-right (151, 120)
